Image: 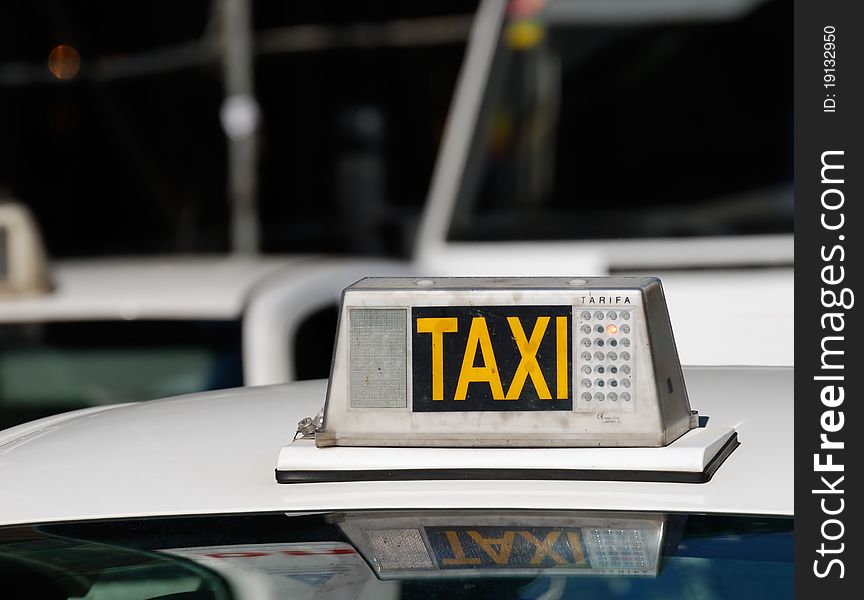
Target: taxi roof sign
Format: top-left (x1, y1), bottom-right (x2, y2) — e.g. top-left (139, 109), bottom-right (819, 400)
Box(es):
top-left (316, 277), bottom-right (695, 449)
top-left (276, 277), bottom-right (741, 485)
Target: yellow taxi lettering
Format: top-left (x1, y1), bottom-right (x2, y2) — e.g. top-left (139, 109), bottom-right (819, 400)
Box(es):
top-left (455, 317), bottom-right (505, 400)
top-left (467, 530), bottom-right (516, 565)
top-left (505, 316), bottom-right (551, 400)
top-left (520, 531), bottom-right (567, 565)
top-left (556, 316), bottom-right (568, 399)
top-left (441, 530), bottom-right (482, 565)
top-left (416, 317), bottom-right (459, 401)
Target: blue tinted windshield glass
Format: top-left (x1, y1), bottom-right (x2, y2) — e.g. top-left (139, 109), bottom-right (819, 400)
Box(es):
top-left (1, 512), bottom-right (792, 599)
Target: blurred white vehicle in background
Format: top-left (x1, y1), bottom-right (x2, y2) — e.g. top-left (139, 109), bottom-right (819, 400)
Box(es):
top-left (0, 202), bottom-right (407, 428)
top-left (414, 0), bottom-right (793, 366)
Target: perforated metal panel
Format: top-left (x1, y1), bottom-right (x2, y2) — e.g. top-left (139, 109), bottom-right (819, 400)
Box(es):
top-left (582, 526), bottom-right (659, 573)
top-left (366, 528), bottom-right (434, 570)
top-left (349, 308), bottom-right (407, 408)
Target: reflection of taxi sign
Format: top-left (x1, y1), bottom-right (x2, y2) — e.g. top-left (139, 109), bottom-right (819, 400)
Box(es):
top-left (276, 277), bottom-right (739, 484)
top-left (335, 511), bottom-right (665, 579)
top-left (424, 526), bottom-right (587, 569)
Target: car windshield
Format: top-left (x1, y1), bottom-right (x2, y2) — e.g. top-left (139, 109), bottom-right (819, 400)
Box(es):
top-left (0, 320), bottom-right (242, 429)
top-left (448, 0), bottom-right (792, 243)
top-left (1, 510), bottom-right (792, 599)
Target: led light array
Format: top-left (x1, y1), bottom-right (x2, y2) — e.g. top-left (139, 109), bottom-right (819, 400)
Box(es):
top-left (576, 309), bottom-right (635, 410)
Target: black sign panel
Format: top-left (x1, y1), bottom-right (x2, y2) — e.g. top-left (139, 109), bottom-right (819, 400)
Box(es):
top-left (412, 305), bottom-right (572, 412)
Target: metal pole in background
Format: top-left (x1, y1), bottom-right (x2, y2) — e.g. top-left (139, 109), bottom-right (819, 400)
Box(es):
top-left (219, 0), bottom-right (260, 254)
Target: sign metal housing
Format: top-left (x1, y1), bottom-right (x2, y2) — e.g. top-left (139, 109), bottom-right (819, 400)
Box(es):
top-left (317, 277), bottom-right (695, 448)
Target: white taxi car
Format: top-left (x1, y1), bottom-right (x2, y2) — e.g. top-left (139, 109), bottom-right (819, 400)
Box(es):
top-left (414, 0), bottom-right (793, 367)
top-left (0, 277), bottom-right (792, 598)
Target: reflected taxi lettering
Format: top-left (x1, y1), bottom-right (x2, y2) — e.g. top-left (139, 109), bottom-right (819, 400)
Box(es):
top-left (412, 306), bottom-right (572, 412)
top-left (426, 527), bottom-right (588, 569)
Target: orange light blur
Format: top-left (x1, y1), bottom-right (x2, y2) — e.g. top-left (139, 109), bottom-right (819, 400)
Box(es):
top-left (606, 324), bottom-right (619, 335)
top-left (48, 45), bottom-right (80, 80)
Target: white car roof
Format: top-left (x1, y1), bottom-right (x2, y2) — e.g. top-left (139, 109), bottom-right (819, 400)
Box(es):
top-left (0, 255), bottom-right (315, 323)
top-left (0, 366), bottom-right (792, 526)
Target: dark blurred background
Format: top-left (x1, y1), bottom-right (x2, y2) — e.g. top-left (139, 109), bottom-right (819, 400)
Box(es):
top-left (0, 0), bottom-right (793, 430)
top-left (0, 0), bottom-right (793, 260)
top-left (0, 0), bottom-right (477, 258)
